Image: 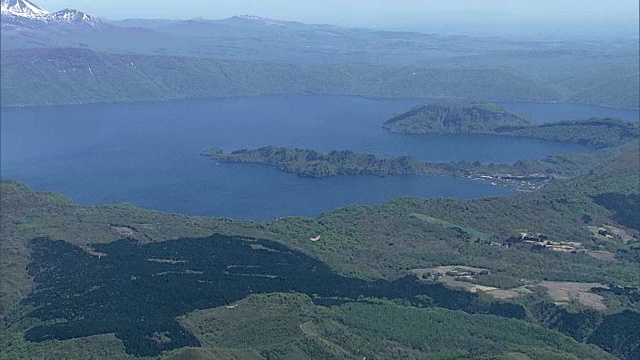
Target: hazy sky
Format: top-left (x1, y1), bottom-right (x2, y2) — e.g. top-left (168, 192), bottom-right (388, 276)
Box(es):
top-left (35, 0), bottom-right (640, 36)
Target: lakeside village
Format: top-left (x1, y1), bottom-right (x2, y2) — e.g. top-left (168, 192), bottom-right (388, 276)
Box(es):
top-left (466, 172), bottom-right (557, 191)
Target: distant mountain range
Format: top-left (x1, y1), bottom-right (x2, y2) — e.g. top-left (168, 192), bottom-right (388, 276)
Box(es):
top-left (1, 0), bottom-right (102, 27)
top-left (1, 0), bottom-right (638, 109)
top-left (0, 47), bottom-right (563, 107)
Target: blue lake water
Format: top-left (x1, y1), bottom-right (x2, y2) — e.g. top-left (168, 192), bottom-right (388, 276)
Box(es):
top-left (2, 95), bottom-right (629, 221)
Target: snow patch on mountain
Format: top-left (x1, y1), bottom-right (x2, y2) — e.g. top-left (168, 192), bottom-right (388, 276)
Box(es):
top-left (1, 0), bottom-right (48, 18)
top-left (49, 8), bottom-right (102, 27)
top-left (232, 15), bottom-right (286, 26)
top-left (1, 0), bottom-right (102, 27)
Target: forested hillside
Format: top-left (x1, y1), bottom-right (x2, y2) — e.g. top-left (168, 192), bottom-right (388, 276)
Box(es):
top-left (384, 108), bottom-right (640, 148)
top-left (0, 48), bottom-right (565, 107)
top-left (3, 11), bottom-right (639, 109)
top-left (383, 102), bottom-right (532, 133)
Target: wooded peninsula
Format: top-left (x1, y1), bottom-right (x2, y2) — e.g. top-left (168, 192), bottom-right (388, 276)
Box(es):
top-left (384, 103), bottom-right (639, 148)
top-left (203, 115), bottom-right (639, 189)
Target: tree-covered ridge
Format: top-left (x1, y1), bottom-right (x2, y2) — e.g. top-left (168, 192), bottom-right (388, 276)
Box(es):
top-left (202, 147), bottom-right (428, 177)
top-left (203, 146), bottom-right (556, 190)
top-left (202, 139), bottom-right (637, 190)
top-left (593, 193), bottom-right (640, 231)
top-left (258, 145), bottom-right (640, 287)
top-left (383, 102), bottom-right (533, 133)
top-left (177, 292), bottom-right (616, 360)
top-left (493, 118), bottom-right (640, 148)
top-left (0, 48), bottom-right (561, 108)
top-left (385, 105), bottom-right (640, 148)
top-left (327, 302), bottom-right (618, 360)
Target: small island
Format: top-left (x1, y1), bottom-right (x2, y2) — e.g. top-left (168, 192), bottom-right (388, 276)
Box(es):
top-left (384, 102), bottom-right (639, 148)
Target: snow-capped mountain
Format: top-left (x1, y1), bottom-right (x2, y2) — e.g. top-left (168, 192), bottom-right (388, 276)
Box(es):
top-left (1, 0), bottom-right (48, 18)
top-left (1, 0), bottom-right (103, 27)
top-left (48, 9), bottom-right (102, 27)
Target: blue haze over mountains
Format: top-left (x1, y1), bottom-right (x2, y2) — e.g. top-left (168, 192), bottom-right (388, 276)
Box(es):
top-left (33, 0), bottom-right (640, 39)
top-left (2, 0), bottom-right (638, 110)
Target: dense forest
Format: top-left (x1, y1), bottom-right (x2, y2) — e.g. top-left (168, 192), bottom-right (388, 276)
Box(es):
top-left (593, 193), bottom-right (640, 231)
top-left (22, 235), bottom-right (639, 359)
top-left (384, 104), bottom-right (639, 148)
top-left (25, 236), bottom-right (528, 356)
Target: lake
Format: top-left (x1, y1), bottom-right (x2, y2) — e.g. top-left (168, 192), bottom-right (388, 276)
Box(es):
top-left (2, 95), bottom-right (632, 221)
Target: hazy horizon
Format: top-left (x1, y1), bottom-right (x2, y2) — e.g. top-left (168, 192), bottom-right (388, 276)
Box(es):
top-left (26, 0), bottom-right (640, 38)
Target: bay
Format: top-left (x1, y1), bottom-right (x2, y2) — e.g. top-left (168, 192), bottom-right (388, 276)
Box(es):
top-left (2, 95), bottom-right (617, 221)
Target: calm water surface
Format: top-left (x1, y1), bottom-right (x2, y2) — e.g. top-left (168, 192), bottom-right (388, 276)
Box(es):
top-left (2, 95), bottom-right (622, 221)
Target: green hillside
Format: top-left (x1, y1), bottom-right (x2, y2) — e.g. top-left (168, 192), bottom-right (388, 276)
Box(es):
top-left (493, 118), bottom-right (640, 148)
top-left (176, 293), bottom-right (615, 360)
top-left (2, 46), bottom-right (637, 109)
top-left (567, 72), bottom-right (640, 110)
top-left (0, 48), bottom-right (564, 107)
